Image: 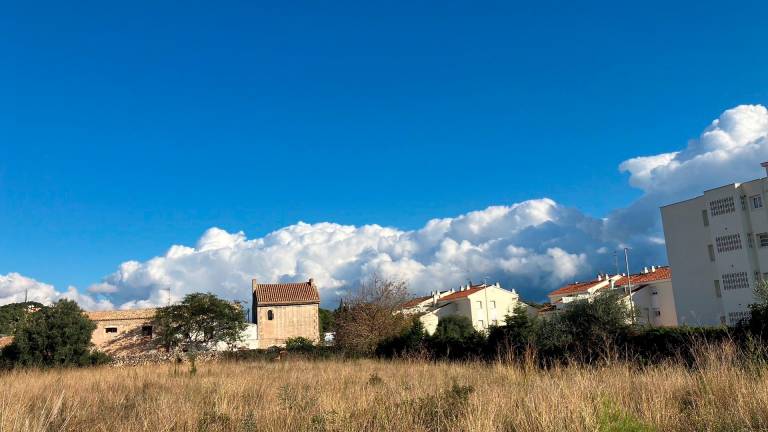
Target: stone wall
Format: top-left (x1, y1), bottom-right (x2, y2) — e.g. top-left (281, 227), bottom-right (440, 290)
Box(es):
top-left (255, 303), bottom-right (319, 347)
top-left (91, 318), bottom-right (160, 356)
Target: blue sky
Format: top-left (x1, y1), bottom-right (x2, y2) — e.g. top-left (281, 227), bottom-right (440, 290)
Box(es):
top-left (4, 1), bottom-right (768, 307)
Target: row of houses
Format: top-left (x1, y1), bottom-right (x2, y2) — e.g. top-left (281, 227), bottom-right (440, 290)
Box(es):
top-left (12, 164), bottom-right (768, 355)
top-left (399, 161), bottom-right (768, 331)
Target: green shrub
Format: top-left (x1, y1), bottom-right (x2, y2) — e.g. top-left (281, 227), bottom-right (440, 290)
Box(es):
top-left (285, 337), bottom-right (315, 351)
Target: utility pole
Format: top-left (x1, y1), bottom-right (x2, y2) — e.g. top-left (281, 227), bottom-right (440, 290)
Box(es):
top-left (483, 276), bottom-right (490, 329)
top-left (24, 288), bottom-right (28, 304)
top-left (624, 248), bottom-right (636, 323)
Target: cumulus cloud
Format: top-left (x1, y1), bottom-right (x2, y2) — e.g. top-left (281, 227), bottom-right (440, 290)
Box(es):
top-left (81, 198), bottom-right (614, 309)
top-left (607, 104), bottom-right (768, 245)
top-left (0, 272), bottom-right (114, 310)
top-left (3, 104), bottom-right (768, 310)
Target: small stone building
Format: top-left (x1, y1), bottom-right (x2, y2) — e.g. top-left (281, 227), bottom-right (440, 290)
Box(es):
top-left (252, 279), bottom-right (320, 347)
top-left (87, 309), bottom-right (158, 356)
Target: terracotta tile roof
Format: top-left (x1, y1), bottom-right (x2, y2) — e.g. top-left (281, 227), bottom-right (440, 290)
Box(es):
top-left (438, 284), bottom-right (489, 301)
top-left (0, 336), bottom-right (13, 349)
top-left (401, 295), bottom-right (431, 308)
top-left (252, 279), bottom-right (320, 306)
top-left (548, 280), bottom-right (600, 298)
top-left (614, 266), bottom-right (671, 287)
top-left (86, 309), bottom-right (157, 321)
top-left (548, 266), bottom-right (671, 298)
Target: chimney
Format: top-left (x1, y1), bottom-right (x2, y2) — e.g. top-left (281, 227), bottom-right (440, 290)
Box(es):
top-left (610, 279), bottom-right (615, 289)
top-left (651, 265), bottom-right (656, 273)
top-left (643, 267), bottom-right (649, 274)
top-left (308, 278), bottom-right (314, 285)
top-left (762, 162), bottom-right (768, 177)
top-left (597, 274), bottom-right (603, 281)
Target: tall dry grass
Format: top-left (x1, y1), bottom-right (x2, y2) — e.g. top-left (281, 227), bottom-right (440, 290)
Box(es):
top-left (0, 344), bottom-right (766, 431)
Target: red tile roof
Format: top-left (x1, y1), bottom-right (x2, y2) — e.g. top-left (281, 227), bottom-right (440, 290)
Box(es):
top-left (548, 280), bottom-right (601, 298)
top-left (549, 266), bottom-right (671, 298)
top-left (614, 266), bottom-right (671, 287)
top-left (438, 284), bottom-right (489, 301)
top-left (0, 336), bottom-right (12, 349)
top-left (401, 295), bottom-right (431, 308)
top-left (252, 279), bottom-right (320, 306)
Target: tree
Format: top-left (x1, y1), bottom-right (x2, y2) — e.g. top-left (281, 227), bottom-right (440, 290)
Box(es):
top-left (155, 293), bottom-right (246, 352)
top-left (555, 290), bottom-right (630, 362)
top-left (487, 303), bottom-right (535, 359)
top-left (334, 274), bottom-right (410, 355)
top-left (318, 308), bottom-right (335, 334)
top-left (747, 279), bottom-right (768, 337)
top-left (0, 302), bottom-right (44, 336)
top-left (376, 317), bottom-right (427, 358)
top-left (4, 300), bottom-right (97, 367)
top-left (428, 315), bottom-right (485, 360)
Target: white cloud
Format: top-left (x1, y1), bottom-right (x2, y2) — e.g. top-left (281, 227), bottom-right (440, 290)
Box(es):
top-left (81, 198), bottom-right (613, 309)
top-left (608, 104), bottom-right (768, 245)
top-left (0, 273), bottom-right (114, 310)
top-left (3, 104), bottom-right (768, 310)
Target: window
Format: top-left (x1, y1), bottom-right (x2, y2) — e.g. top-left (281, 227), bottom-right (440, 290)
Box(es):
top-left (653, 309), bottom-right (661, 317)
top-left (141, 325), bottom-right (153, 337)
top-left (490, 301), bottom-right (496, 309)
top-left (722, 272), bottom-right (750, 291)
top-left (715, 234), bottom-right (742, 253)
top-left (741, 195), bottom-right (747, 211)
top-left (651, 290), bottom-right (658, 296)
top-left (709, 196), bottom-right (736, 217)
top-left (702, 209), bottom-right (709, 226)
top-left (758, 233), bottom-right (768, 248)
top-left (752, 194), bottom-right (763, 210)
top-left (708, 244), bottom-right (716, 262)
top-left (267, 310), bottom-right (274, 320)
top-left (728, 311), bottom-right (751, 325)
top-left (748, 233), bottom-right (754, 248)
top-left (105, 327), bottom-right (118, 334)
top-left (476, 301), bottom-right (483, 309)
top-left (714, 280), bottom-right (721, 298)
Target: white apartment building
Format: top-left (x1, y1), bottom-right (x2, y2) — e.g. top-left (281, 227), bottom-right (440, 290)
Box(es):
top-left (546, 266), bottom-right (677, 326)
top-left (401, 283), bottom-right (536, 334)
top-left (661, 163), bottom-right (768, 326)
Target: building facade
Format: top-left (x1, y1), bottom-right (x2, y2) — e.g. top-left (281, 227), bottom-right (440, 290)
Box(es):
top-left (87, 309), bottom-right (159, 356)
top-left (252, 279), bottom-right (320, 347)
top-left (403, 282), bottom-right (535, 334)
top-left (661, 164), bottom-right (768, 326)
top-left (546, 266), bottom-right (677, 326)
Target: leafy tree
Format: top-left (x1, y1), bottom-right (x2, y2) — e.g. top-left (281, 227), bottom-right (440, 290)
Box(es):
top-left (334, 274), bottom-right (410, 355)
top-left (747, 279), bottom-right (768, 337)
top-left (554, 290), bottom-right (630, 362)
top-left (428, 315), bottom-right (485, 360)
top-left (376, 317), bottom-right (427, 358)
top-left (487, 303), bottom-right (535, 359)
top-left (155, 293), bottom-right (246, 352)
top-left (318, 308), bottom-right (335, 334)
top-left (4, 300), bottom-right (98, 367)
top-left (0, 302), bottom-right (44, 336)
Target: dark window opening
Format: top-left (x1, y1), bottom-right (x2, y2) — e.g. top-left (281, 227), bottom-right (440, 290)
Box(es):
top-left (105, 327), bottom-right (118, 334)
top-left (267, 310), bottom-right (274, 320)
top-left (141, 325), bottom-right (153, 337)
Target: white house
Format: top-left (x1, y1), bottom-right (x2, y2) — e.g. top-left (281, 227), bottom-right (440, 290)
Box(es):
top-left (546, 266), bottom-right (677, 327)
top-left (661, 162), bottom-right (768, 326)
top-left (402, 282), bottom-right (536, 334)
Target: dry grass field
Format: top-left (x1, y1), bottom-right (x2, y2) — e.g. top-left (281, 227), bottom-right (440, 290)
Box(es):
top-left (0, 346), bottom-right (766, 432)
